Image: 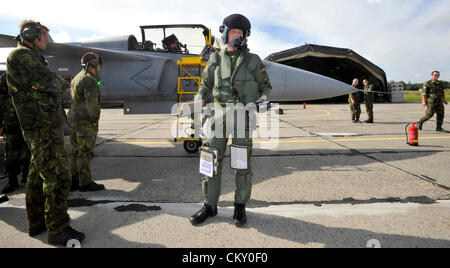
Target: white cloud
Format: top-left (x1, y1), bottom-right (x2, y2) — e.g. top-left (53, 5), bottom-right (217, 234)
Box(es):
top-left (0, 48), bottom-right (14, 64)
top-left (51, 30), bottom-right (71, 43)
top-left (1, 0), bottom-right (449, 82)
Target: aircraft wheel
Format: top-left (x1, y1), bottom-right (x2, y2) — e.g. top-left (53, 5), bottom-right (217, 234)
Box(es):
top-left (184, 140), bottom-right (201, 153)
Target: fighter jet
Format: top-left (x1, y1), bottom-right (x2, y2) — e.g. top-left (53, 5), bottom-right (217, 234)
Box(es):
top-left (0, 24), bottom-right (357, 114)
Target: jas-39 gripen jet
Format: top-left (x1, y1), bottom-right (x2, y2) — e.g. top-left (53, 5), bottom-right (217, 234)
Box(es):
top-left (0, 24), bottom-right (358, 115)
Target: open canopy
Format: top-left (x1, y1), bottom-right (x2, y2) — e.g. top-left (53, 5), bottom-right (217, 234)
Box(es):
top-left (266, 44), bottom-right (388, 100)
top-left (140, 24), bottom-right (211, 55)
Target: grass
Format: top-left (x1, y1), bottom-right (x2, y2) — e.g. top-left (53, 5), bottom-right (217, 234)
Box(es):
top-left (404, 89), bottom-right (450, 103)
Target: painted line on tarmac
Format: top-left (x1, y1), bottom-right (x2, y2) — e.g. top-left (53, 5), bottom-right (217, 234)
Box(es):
top-left (104, 141), bottom-right (175, 145)
top-left (254, 136), bottom-right (450, 144)
top-left (280, 105), bottom-right (332, 120)
top-left (64, 199), bottom-right (450, 218)
top-left (101, 136), bottom-right (450, 145)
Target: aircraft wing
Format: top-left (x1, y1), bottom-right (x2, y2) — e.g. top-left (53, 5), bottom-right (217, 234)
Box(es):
top-left (46, 42), bottom-right (152, 62)
top-left (1, 33), bottom-right (151, 62)
top-left (0, 34), bottom-right (16, 48)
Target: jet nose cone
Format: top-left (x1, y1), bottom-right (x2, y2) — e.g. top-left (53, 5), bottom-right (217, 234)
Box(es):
top-left (263, 61), bottom-right (356, 101)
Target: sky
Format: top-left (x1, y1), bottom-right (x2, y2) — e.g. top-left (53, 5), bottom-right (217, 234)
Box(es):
top-left (0, 0), bottom-right (449, 83)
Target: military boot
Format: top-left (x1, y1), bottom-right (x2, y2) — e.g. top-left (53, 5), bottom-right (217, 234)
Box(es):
top-left (189, 204), bottom-right (217, 226)
top-left (79, 182), bottom-right (105, 192)
top-left (1, 174), bottom-right (19, 194)
top-left (436, 127), bottom-right (449, 133)
top-left (48, 226), bottom-right (85, 246)
top-left (418, 121), bottom-right (423, 130)
top-left (29, 224), bottom-right (47, 237)
top-left (233, 203), bottom-right (247, 227)
top-left (0, 195), bottom-right (9, 204)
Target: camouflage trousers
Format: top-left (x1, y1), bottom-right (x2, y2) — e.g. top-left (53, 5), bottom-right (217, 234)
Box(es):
top-left (420, 100), bottom-right (445, 128)
top-left (349, 101), bottom-right (361, 121)
top-left (70, 122), bottom-right (98, 187)
top-left (365, 98), bottom-right (374, 122)
top-left (23, 122), bottom-right (71, 235)
top-left (3, 122), bottom-right (30, 177)
top-left (201, 113), bottom-right (253, 206)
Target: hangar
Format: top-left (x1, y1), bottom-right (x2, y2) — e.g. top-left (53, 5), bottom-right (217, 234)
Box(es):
top-left (266, 44), bottom-right (388, 102)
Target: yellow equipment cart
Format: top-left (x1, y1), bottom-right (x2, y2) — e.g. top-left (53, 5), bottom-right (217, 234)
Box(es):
top-left (174, 30), bottom-right (218, 153)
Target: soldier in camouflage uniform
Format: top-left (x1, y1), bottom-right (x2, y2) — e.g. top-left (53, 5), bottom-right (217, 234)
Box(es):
top-left (418, 71), bottom-right (448, 132)
top-left (363, 79), bottom-right (374, 123)
top-left (349, 78), bottom-right (361, 123)
top-left (0, 72), bottom-right (31, 194)
top-left (189, 14), bottom-right (272, 227)
top-left (68, 52), bottom-right (105, 192)
top-left (6, 20), bottom-right (85, 245)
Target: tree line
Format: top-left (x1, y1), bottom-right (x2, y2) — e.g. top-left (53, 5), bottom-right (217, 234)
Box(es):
top-left (389, 80), bottom-right (450, 91)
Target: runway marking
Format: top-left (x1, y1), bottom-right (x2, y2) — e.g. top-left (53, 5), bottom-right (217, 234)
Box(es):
top-left (255, 136), bottom-right (450, 144)
top-left (280, 105), bottom-right (332, 120)
top-left (102, 136), bottom-right (450, 145)
top-left (102, 141), bottom-right (175, 145)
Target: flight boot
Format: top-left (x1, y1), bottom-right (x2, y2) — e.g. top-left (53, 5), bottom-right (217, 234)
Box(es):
top-left (233, 203), bottom-right (247, 227)
top-left (1, 174), bottom-right (19, 194)
top-left (48, 226), bottom-right (85, 246)
top-left (79, 182), bottom-right (105, 192)
top-left (189, 204), bottom-right (217, 226)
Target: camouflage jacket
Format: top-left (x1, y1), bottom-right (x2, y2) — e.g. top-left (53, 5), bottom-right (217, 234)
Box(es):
top-left (349, 92), bottom-right (360, 104)
top-left (364, 83), bottom-right (374, 102)
top-left (421, 80), bottom-right (445, 102)
top-left (0, 73), bottom-right (6, 127)
top-left (68, 70), bottom-right (101, 124)
top-left (0, 72), bottom-right (20, 129)
top-left (195, 48), bottom-right (272, 105)
top-left (364, 83), bottom-right (373, 96)
top-left (6, 42), bottom-right (65, 131)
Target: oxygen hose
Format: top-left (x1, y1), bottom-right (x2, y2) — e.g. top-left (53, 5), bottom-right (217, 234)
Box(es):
top-left (230, 46), bottom-right (249, 103)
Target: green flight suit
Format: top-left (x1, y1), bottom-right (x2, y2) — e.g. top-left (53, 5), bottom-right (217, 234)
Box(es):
top-left (68, 70), bottom-right (101, 187)
top-left (420, 80), bottom-right (446, 128)
top-left (0, 73), bottom-right (31, 181)
top-left (7, 42), bottom-right (71, 235)
top-left (349, 92), bottom-right (361, 122)
top-left (195, 48), bottom-right (272, 206)
top-left (364, 83), bottom-right (374, 122)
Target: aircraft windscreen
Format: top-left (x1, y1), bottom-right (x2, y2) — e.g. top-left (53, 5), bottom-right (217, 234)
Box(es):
top-left (144, 27), bottom-right (206, 55)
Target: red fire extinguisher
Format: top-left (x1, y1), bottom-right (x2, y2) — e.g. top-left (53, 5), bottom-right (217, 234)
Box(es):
top-left (405, 122), bottom-right (419, 146)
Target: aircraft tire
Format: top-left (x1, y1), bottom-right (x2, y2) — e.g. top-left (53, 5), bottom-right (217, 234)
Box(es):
top-left (184, 140), bottom-right (201, 153)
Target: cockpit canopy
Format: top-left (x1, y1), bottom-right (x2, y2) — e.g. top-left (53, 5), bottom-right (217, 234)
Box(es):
top-left (139, 24), bottom-right (218, 55)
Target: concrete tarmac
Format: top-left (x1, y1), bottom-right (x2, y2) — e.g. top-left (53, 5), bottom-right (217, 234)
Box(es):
top-left (1, 103), bottom-right (449, 248)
